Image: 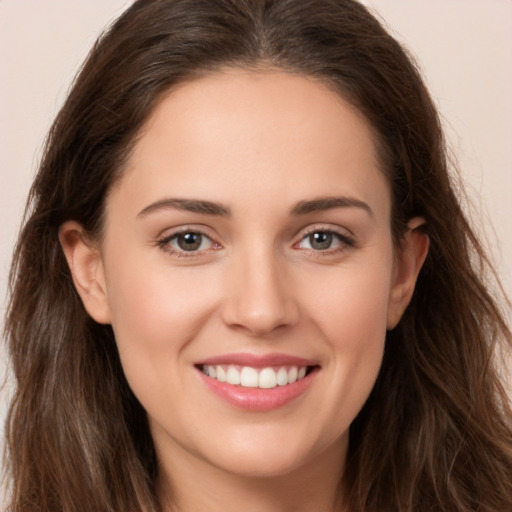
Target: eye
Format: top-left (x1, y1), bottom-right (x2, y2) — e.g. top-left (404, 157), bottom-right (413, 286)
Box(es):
top-left (297, 229), bottom-right (354, 252)
top-left (158, 230), bottom-right (218, 255)
top-left (304, 231), bottom-right (335, 251)
top-left (173, 232), bottom-right (207, 251)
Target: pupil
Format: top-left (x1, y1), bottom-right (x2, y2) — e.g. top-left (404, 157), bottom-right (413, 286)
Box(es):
top-left (310, 232), bottom-right (332, 250)
top-left (178, 232), bottom-right (202, 251)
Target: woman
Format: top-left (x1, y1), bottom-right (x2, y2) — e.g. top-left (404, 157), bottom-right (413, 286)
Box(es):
top-left (3, 0), bottom-right (512, 511)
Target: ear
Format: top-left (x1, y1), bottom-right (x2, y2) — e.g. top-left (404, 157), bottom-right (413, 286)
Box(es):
top-left (386, 217), bottom-right (429, 330)
top-left (59, 221), bottom-right (111, 324)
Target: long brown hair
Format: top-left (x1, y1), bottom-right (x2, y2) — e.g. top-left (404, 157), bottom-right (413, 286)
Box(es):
top-left (4, 1), bottom-right (512, 510)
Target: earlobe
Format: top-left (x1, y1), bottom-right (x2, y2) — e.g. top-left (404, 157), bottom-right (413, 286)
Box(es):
top-left (386, 217), bottom-right (429, 330)
top-left (58, 221), bottom-right (111, 324)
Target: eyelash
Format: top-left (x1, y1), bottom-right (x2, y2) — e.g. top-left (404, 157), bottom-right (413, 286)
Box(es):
top-left (157, 228), bottom-right (219, 258)
top-left (295, 227), bottom-right (356, 256)
top-left (157, 226), bottom-right (356, 259)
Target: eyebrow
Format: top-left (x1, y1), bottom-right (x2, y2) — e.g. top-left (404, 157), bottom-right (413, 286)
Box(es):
top-left (290, 196), bottom-right (374, 217)
top-left (137, 198), bottom-right (231, 217)
top-left (137, 195), bottom-right (373, 219)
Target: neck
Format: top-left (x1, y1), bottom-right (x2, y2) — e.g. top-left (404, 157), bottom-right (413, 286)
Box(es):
top-left (156, 438), bottom-right (348, 512)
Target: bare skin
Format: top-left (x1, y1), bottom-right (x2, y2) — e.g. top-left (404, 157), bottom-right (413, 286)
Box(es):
top-left (60, 69), bottom-right (428, 512)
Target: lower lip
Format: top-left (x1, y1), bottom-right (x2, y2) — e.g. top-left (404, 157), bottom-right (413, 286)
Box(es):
top-left (197, 368), bottom-right (318, 411)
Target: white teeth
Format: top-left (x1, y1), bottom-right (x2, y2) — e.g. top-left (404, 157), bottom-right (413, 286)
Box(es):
top-left (240, 366), bottom-right (259, 387)
top-left (216, 365), bottom-right (226, 382)
top-left (276, 367), bottom-right (288, 386)
top-left (259, 367), bottom-right (277, 388)
top-left (202, 364), bottom-right (310, 388)
top-left (288, 366), bottom-right (298, 384)
top-left (226, 365), bottom-right (241, 385)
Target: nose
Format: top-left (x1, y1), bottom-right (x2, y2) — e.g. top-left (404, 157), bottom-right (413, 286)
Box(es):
top-left (221, 248), bottom-right (300, 337)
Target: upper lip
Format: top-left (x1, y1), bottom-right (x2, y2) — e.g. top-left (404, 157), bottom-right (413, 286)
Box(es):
top-left (195, 352), bottom-right (319, 368)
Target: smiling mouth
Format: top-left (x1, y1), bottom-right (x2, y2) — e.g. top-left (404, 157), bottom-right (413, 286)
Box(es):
top-left (197, 364), bottom-right (316, 389)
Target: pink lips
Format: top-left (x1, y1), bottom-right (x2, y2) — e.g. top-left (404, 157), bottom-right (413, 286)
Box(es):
top-left (196, 352), bottom-right (315, 368)
top-left (195, 352), bottom-right (319, 411)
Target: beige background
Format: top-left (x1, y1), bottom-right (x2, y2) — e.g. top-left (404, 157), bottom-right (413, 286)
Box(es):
top-left (1, 0), bottom-right (511, 504)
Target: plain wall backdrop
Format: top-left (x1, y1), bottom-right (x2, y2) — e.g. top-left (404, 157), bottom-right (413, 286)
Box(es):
top-left (1, 0), bottom-right (511, 504)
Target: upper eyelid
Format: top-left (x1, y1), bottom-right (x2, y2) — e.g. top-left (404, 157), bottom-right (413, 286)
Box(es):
top-left (157, 227), bottom-right (219, 253)
top-left (160, 230), bottom-right (213, 243)
top-left (293, 225), bottom-right (357, 253)
top-left (157, 224), bottom-right (218, 241)
top-left (155, 223), bottom-right (356, 248)
top-left (157, 229), bottom-right (220, 258)
top-left (294, 223), bottom-right (355, 240)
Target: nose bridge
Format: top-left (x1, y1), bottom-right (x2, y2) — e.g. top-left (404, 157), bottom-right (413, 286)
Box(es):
top-left (222, 241), bottom-right (298, 336)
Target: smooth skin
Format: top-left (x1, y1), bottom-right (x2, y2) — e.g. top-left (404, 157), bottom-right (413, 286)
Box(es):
top-left (60, 69), bottom-right (428, 512)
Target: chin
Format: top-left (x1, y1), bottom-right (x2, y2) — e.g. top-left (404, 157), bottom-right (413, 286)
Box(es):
top-left (210, 449), bottom-right (309, 479)
top-left (200, 428), bottom-right (344, 480)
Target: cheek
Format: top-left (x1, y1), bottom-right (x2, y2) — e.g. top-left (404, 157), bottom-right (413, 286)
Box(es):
top-left (307, 258), bottom-right (393, 347)
top-left (102, 261), bottom-right (223, 424)
top-left (103, 255), bottom-right (219, 363)
top-left (302, 256), bottom-right (393, 416)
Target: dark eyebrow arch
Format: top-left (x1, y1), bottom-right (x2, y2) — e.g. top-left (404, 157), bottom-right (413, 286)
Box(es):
top-left (290, 196), bottom-right (374, 218)
top-left (137, 198), bottom-right (231, 218)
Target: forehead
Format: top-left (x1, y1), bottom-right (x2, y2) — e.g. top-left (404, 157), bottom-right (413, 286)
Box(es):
top-left (113, 69), bottom-right (389, 219)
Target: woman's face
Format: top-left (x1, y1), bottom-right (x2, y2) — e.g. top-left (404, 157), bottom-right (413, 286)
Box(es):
top-left (63, 70), bottom-right (426, 482)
